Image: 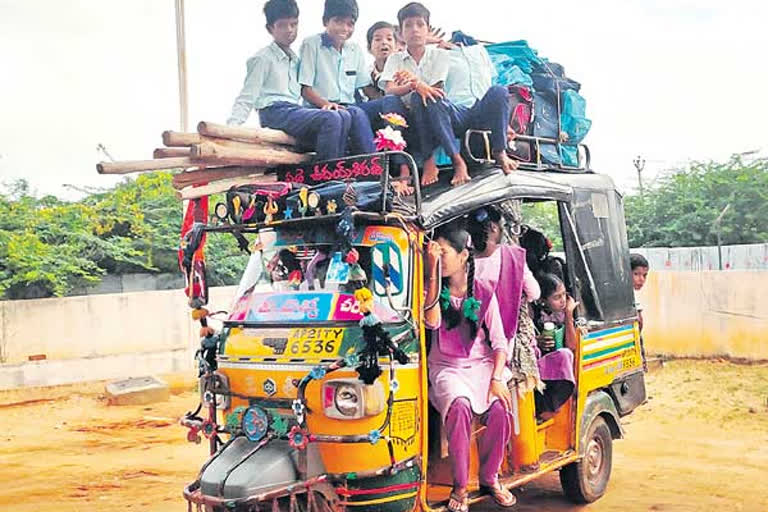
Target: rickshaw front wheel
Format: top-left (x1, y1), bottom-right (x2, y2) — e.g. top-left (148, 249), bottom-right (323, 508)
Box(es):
top-left (559, 416), bottom-right (613, 503)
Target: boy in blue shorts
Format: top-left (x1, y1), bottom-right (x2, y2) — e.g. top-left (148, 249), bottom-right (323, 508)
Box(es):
top-left (227, 0), bottom-right (346, 161)
top-left (299, 0), bottom-right (382, 157)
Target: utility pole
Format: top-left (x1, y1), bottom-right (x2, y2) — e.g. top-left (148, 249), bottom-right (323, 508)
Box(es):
top-left (174, 0), bottom-right (189, 132)
top-left (633, 155), bottom-right (646, 198)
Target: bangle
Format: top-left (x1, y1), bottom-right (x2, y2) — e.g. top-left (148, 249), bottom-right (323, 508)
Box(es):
top-left (491, 376), bottom-right (504, 383)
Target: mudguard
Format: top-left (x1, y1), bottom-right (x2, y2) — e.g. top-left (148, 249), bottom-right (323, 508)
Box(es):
top-left (579, 390), bottom-right (623, 454)
top-left (200, 437), bottom-right (298, 499)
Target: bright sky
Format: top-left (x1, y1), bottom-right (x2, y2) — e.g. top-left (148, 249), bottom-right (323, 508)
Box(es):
top-left (1, 0), bottom-right (767, 199)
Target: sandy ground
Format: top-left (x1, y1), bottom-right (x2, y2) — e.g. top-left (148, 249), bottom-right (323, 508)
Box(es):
top-left (1, 360), bottom-right (767, 512)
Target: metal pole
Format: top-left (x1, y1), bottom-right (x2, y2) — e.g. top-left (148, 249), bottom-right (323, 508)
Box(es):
top-left (174, 0), bottom-right (189, 132)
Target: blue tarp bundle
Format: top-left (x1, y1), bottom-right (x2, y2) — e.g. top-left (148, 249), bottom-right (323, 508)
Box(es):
top-left (487, 40), bottom-right (592, 166)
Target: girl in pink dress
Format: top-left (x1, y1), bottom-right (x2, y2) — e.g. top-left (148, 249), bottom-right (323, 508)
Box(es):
top-left (424, 225), bottom-right (517, 511)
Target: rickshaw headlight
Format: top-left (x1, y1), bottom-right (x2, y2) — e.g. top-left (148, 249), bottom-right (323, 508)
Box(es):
top-left (334, 384), bottom-right (360, 417)
top-left (322, 379), bottom-right (385, 419)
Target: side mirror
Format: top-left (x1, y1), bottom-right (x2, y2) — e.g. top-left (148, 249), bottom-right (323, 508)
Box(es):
top-left (372, 242), bottom-right (404, 297)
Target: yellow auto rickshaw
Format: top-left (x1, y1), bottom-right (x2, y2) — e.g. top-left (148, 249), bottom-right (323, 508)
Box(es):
top-left (178, 149), bottom-right (646, 511)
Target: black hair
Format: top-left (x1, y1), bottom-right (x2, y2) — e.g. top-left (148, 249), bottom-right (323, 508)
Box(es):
top-left (264, 0), bottom-right (299, 28)
top-left (519, 226), bottom-right (550, 275)
top-left (434, 224), bottom-right (478, 339)
top-left (397, 2), bottom-right (430, 27)
top-left (366, 21), bottom-right (396, 48)
top-left (538, 273), bottom-right (564, 302)
top-left (630, 253), bottom-right (649, 270)
top-left (466, 206), bottom-right (503, 254)
top-left (323, 0), bottom-right (359, 24)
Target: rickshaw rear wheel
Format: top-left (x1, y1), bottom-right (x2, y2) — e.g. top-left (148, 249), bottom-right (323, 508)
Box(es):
top-left (559, 416), bottom-right (612, 503)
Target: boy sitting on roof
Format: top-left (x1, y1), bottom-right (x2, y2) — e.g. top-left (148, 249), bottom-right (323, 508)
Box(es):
top-left (299, 0), bottom-right (386, 157)
top-left (382, 3), bottom-right (518, 186)
top-left (226, 0), bottom-right (347, 162)
top-left (438, 31), bottom-right (519, 173)
top-left (379, 2), bottom-right (452, 186)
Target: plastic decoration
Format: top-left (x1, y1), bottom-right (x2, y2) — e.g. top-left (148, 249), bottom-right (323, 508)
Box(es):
top-left (463, 297), bottom-right (481, 322)
top-left (345, 248), bottom-right (360, 265)
top-left (367, 429), bottom-right (382, 445)
top-left (264, 197), bottom-right (278, 224)
top-left (379, 112), bottom-right (409, 128)
top-left (298, 187), bottom-right (309, 217)
top-left (291, 399), bottom-right (306, 422)
top-left (344, 351), bottom-right (360, 367)
top-left (288, 426), bottom-right (309, 450)
top-left (201, 419), bottom-right (217, 439)
top-left (309, 365), bottom-right (327, 380)
top-left (225, 406), bottom-right (246, 430)
top-left (241, 406), bottom-right (270, 442)
top-left (326, 199), bottom-right (338, 214)
top-left (269, 412), bottom-right (289, 436)
top-left (186, 425), bottom-right (202, 444)
top-left (308, 192), bottom-right (321, 214)
top-left (242, 198), bottom-right (257, 222)
top-left (284, 206), bottom-right (294, 220)
top-left (389, 379), bottom-right (400, 393)
top-left (342, 181), bottom-right (358, 208)
top-left (374, 126), bottom-right (407, 152)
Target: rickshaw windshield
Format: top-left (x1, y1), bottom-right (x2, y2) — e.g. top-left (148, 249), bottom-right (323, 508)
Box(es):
top-left (228, 226), bottom-right (411, 325)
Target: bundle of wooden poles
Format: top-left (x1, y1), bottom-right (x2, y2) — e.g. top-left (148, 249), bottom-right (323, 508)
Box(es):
top-left (96, 121), bottom-right (313, 200)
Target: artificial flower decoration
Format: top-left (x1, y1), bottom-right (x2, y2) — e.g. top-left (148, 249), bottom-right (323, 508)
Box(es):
top-left (201, 419), bottom-right (217, 439)
top-left (379, 112), bottom-right (409, 128)
top-left (288, 426), bottom-right (309, 450)
top-left (309, 365), bottom-right (327, 380)
top-left (344, 351), bottom-right (360, 368)
top-left (368, 429), bottom-right (382, 445)
top-left (269, 411), bottom-right (289, 436)
top-left (374, 126), bottom-right (407, 152)
top-left (439, 286), bottom-right (452, 311)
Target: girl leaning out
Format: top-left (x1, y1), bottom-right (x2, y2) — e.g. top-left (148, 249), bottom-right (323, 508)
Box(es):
top-left (425, 225), bottom-right (517, 512)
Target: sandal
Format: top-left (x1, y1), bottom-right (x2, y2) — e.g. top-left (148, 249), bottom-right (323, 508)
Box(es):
top-left (447, 490), bottom-right (469, 512)
top-left (480, 483), bottom-right (517, 508)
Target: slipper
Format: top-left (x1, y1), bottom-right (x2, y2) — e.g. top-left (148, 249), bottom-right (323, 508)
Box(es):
top-left (447, 490), bottom-right (469, 512)
top-left (480, 483), bottom-right (517, 508)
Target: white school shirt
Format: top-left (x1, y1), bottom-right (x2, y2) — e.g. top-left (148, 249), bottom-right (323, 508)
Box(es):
top-left (444, 44), bottom-right (498, 108)
top-left (227, 42), bottom-right (301, 126)
top-left (298, 33), bottom-right (370, 105)
top-left (379, 46), bottom-right (451, 88)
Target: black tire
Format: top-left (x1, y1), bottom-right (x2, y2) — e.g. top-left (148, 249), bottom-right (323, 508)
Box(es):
top-left (559, 416), bottom-right (613, 503)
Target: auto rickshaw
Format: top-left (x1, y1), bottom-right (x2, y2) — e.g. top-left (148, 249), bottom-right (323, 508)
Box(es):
top-left (178, 145), bottom-right (647, 511)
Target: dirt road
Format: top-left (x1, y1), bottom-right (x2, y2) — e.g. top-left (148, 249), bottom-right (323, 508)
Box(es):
top-left (1, 360), bottom-right (767, 511)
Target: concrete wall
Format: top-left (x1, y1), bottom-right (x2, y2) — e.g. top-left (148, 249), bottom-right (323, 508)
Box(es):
top-left (638, 271), bottom-right (768, 360)
top-left (0, 286), bottom-right (236, 390)
top-left (632, 243), bottom-right (768, 271)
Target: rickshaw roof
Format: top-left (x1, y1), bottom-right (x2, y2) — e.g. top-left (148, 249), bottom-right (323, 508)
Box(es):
top-left (418, 167), bottom-right (619, 230)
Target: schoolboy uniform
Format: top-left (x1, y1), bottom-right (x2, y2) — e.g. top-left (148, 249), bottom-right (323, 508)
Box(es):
top-left (228, 41), bottom-right (346, 161)
top-left (299, 33), bottom-right (375, 155)
top-left (421, 43), bottom-right (510, 162)
top-left (379, 46), bottom-right (451, 162)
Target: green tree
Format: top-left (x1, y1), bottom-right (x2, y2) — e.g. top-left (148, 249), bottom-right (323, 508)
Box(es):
top-left (625, 156), bottom-right (768, 247)
top-left (0, 174), bottom-right (248, 299)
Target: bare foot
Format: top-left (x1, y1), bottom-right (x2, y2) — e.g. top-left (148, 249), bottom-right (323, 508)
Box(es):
top-left (421, 157), bottom-right (440, 186)
top-left (495, 150), bottom-right (519, 175)
top-left (450, 155), bottom-right (471, 186)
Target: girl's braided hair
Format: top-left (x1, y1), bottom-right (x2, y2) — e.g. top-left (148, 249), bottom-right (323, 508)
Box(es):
top-left (435, 224), bottom-right (479, 339)
top-left (466, 206), bottom-right (503, 254)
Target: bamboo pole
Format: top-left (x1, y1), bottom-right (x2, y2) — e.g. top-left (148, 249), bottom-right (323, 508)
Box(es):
top-left (97, 157), bottom-right (193, 175)
top-left (172, 166), bottom-right (267, 189)
top-left (191, 141), bottom-right (310, 167)
top-left (154, 147), bottom-right (191, 159)
top-left (197, 121), bottom-right (297, 147)
top-left (177, 174), bottom-right (277, 200)
top-left (162, 131), bottom-right (201, 147)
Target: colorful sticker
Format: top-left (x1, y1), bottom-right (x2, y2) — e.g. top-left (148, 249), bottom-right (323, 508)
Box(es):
top-left (244, 293), bottom-right (334, 323)
top-left (325, 252), bottom-right (350, 284)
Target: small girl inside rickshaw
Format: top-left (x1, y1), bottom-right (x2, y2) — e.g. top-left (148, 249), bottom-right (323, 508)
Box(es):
top-left (532, 273), bottom-right (579, 419)
top-left (424, 224), bottom-right (517, 511)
